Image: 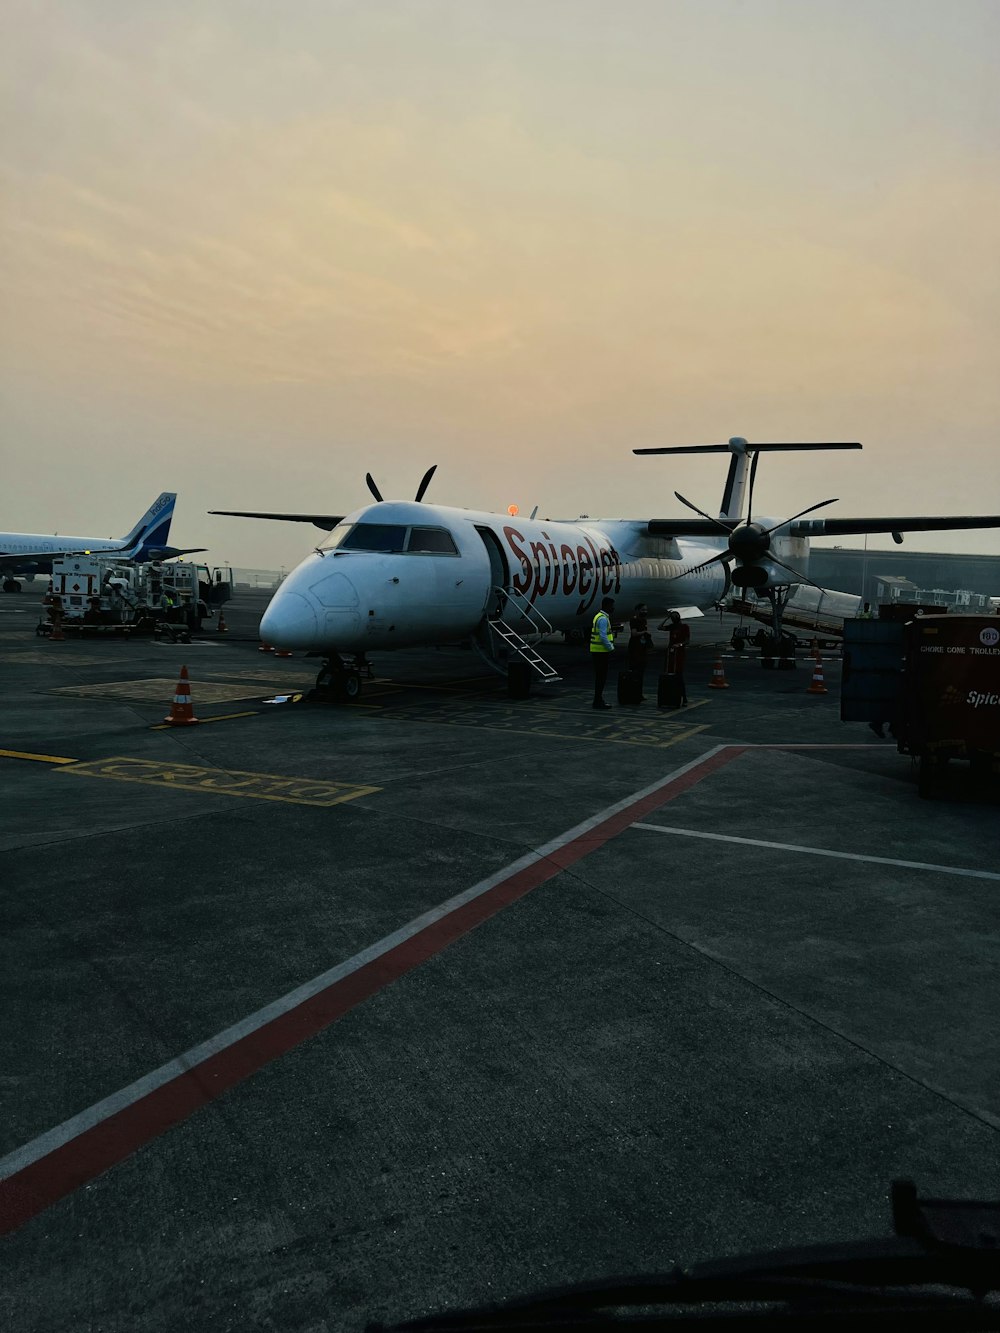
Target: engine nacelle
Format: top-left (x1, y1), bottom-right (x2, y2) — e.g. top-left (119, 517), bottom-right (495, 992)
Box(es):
top-left (731, 560), bottom-right (798, 592)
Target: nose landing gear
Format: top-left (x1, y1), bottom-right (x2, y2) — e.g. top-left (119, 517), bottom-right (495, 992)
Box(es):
top-left (308, 653), bottom-right (372, 703)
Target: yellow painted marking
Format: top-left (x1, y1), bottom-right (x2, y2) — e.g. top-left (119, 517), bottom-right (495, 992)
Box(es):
top-left (56, 756), bottom-right (381, 807)
top-left (203, 667), bottom-right (316, 684)
top-left (0, 748), bottom-right (78, 765)
top-left (150, 710), bottom-right (260, 730)
top-left (364, 702), bottom-right (709, 750)
top-left (0, 652), bottom-right (115, 666)
top-left (50, 678), bottom-right (274, 704)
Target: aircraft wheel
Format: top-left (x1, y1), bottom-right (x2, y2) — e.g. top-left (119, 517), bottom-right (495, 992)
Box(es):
top-left (3, 579), bottom-right (22, 593)
top-left (342, 671), bottom-right (362, 701)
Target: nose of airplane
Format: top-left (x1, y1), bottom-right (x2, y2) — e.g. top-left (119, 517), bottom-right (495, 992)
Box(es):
top-left (259, 590), bottom-right (319, 650)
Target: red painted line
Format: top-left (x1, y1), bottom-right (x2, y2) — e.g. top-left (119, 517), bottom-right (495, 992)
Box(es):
top-left (0, 745), bottom-right (744, 1235)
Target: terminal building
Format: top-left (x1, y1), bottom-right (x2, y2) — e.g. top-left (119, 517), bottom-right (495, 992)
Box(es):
top-left (809, 546), bottom-right (1000, 607)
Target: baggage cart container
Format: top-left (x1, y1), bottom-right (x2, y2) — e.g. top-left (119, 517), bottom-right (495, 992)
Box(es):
top-left (898, 615), bottom-right (1000, 798)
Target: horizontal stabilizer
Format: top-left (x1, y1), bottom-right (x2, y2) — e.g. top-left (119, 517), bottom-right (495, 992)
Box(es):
top-left (634, 442), bottom-right (861, 455)
top-left (792, 514), bottom-right (1000, 537)
top-left (210, 510), bottom-right (343, 531)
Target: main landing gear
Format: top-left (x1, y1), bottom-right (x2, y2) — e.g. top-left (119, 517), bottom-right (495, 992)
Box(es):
top-left (2, 579), bottom-right (23, 593)
top-left (308, 653), bottom-right (373, 703)
top-left (758, 587), bottom-right (798, 669)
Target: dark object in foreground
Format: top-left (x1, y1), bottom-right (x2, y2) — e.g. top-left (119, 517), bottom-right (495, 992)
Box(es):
top-left (369, 1180), bottom-right (1000, 1330)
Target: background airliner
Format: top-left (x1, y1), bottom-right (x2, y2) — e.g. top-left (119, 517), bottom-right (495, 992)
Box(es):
top-left (212, 440), bottom-right (1000, 699)
top-left (0, 493), bottom-right (205, 592)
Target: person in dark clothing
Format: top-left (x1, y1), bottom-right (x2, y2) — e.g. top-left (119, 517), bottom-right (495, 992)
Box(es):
top-left (627, 603), bottom-right (652, 701)
top-left (666, 610), bottom-right (691, 705)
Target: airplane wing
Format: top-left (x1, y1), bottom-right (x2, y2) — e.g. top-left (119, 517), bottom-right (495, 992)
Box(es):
top-left (791, 515), bottom-right (1000, 539)
top-left (209, 510), bottom-right (344, 531)
top-left (149, 547), bottom-right (209, 559)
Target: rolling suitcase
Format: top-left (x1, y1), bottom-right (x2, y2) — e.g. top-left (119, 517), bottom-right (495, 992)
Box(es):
top-left (617, 669), bottom-right (643, 705)
top-left (657, 672), bottom-right (683, 708)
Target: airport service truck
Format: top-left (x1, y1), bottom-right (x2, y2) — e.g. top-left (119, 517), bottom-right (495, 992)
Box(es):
top-left (39, 556), bottom-right (232, 639)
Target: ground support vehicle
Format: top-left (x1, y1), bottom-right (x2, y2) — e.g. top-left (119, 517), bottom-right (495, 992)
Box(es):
top-left (727, 590), bottom-right (849, 662)
top-left (36, 557), bottom-right (232, 641)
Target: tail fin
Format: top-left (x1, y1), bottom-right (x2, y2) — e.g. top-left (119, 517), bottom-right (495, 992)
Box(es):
top-left (120, 493), bottom-right (176, 557)
top-left (633, 439), bottom-right (861, 523)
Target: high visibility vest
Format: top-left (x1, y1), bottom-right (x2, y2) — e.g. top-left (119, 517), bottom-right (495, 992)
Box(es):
top-left (590, 611), bottom-right (614, 652)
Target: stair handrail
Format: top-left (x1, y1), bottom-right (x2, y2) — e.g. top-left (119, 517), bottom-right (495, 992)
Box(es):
top-left (490, 585), bottom-right (554, 640)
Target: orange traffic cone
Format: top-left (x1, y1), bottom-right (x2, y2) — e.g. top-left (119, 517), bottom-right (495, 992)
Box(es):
top-left (807, 658), bottom-right (828, 695)
top-left (708, 655), bottom-right (729, 689)
top-left (50, 616), bottom-right (65, 642)
top-left (258, 641), bottom-right (274, 653)
top-left (217, 610), bottom-right (228, 634)
top-left (164, 665), bottom-right (200, 725)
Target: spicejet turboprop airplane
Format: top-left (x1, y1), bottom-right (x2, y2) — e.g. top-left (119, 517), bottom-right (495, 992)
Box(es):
top-left (211, 440), bottom-right (1000, 700)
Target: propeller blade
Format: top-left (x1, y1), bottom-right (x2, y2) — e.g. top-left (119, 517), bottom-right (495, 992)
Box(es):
top-left (414, 465), bottom-right (437, 503)
top-left (766, 554), bottom-right (825, 591)
top-left (747, 450), bottom-right (760, 525)
top-left (365, 473), bottom-right (384, 503)
top-left (762, 497), bottom-right (838, 537)
top-left (673, 492), bottom-right (734, 534)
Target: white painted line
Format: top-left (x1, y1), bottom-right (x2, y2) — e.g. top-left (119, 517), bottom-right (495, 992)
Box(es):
top-left (632, 824), bottom-right (1000, 882)
top-left (0, 745), bottom-right (735, 1199)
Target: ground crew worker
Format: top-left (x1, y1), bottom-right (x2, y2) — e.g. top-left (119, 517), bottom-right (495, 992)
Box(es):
top-left (857, 602), bottom-right (874, 619)
top-left (666, 610), bottom-right (691, 705)
top-left (43, 586), bottom-right (64, 635)
top-left (590, 597), bottom-right (615, 709)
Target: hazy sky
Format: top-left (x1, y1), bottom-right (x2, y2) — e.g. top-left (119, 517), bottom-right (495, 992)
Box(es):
top-left (3, 0), bottom-right (998, 568)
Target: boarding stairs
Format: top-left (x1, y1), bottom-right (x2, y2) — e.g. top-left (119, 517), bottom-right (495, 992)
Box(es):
top-left (479, 587), bottom-right (561, 683)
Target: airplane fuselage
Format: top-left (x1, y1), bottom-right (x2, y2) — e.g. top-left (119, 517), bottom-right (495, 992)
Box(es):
top-left (259, 501), bottom-right (732, 654)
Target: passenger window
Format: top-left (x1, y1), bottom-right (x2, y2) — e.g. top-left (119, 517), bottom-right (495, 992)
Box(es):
top-left (406, 527), bottom-right (459, 555)
top-left (338, 524), bottom-right (407, 552)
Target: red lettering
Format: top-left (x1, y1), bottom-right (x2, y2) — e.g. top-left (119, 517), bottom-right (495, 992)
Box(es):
top-left (504, 526), bottom-right (531, 596)
top-left (583, 534), bottom-right (602, 612)
top-left (560, 544), bottom-right (577, 595)
top-left (530, 540), bottom-right (551, 597)
top-left (577, 545), bottom-right (593, 597)
top-left (600, 547), bottom-right (614, 594)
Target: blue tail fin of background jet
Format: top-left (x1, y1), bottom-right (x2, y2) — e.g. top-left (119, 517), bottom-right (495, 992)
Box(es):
top-left (121, 493), bottom-right (176, 559)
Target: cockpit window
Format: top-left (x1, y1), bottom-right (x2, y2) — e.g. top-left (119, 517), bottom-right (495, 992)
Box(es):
top-left (337, 523), bottom-right (407, 553)
top-left (322, 522), bottom-right (353, 549)
top-left (406, 527), bottom-right (459, 555)
top-left (321, 522), bottom-right (459, 555)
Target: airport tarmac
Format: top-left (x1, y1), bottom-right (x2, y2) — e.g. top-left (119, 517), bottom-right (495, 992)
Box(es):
top-left (1, 588), bottom-right (998, 1332)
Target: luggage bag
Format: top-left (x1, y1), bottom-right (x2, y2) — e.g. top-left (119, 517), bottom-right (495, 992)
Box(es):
top-left (617, 669), bottom-right (643, 705)
top-left (658, 672), bottom-right (683, 708)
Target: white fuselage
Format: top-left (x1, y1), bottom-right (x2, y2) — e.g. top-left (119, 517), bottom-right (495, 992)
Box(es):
top-left (259, 501), bottom-right (733, 653)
